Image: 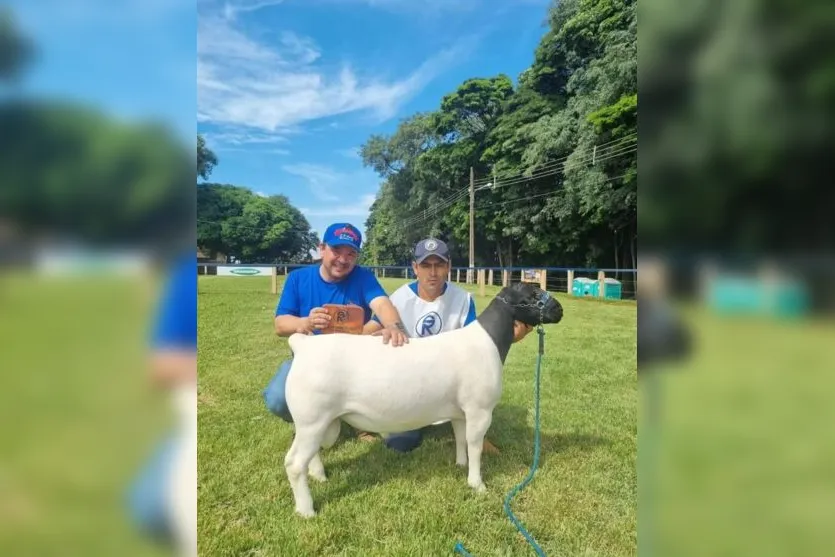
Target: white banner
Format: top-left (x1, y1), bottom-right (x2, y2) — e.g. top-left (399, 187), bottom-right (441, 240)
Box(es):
top-left (216, 265), bottom-right (268, 277)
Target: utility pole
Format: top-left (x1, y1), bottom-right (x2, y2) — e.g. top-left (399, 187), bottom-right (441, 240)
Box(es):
top-left (469, 166), bottom-right (474, 284)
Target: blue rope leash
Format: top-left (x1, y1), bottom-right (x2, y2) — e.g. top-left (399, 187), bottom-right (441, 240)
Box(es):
top-left (455, 325), bottom-right (547, 556)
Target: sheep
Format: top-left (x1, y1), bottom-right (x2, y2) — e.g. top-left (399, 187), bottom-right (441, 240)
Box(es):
top-left (281, 282), bottom-right (563, 518)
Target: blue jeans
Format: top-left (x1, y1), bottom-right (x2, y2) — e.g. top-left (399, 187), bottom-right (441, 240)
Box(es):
top-left (263, 359), bottom-right (294, 423)
top-left (264, 358), bottom-right (424, 453)
top-left (126, 433), bottom-right (178, 543)
top-left (384, 429), bottom-right (424, 453)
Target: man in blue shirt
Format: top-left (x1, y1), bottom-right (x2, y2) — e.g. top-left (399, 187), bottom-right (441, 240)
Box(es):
top-left (263, 222), bottom-right (409, 435)
top-left (127, 252), bottom-right (196, 548)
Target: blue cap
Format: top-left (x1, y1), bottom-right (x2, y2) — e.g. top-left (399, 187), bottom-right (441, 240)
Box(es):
top-left (324, 222), bottom-right (362, 251)
top-left (414, 238), bottom-right (449, 263)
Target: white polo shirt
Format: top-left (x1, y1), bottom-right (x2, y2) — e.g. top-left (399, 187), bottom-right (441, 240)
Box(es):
top-left (376, 281), bottom-right (477, 337)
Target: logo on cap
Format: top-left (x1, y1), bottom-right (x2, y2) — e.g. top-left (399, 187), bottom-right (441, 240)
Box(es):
top-left (333, 226), bottom-right (360, 242)
top-left (424, 239), bottom-right (438, 251)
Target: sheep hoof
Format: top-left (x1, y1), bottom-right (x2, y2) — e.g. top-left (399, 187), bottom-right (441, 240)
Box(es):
top-left (296, 507), bottom-right (316, 518)
top-left (470, 482), bottom-right (487, 493)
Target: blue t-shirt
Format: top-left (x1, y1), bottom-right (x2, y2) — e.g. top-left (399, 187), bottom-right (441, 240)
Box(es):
top-left (151, 253), bottom-right (197, 351)
top-left (275, 265), bottom-right (387, 331)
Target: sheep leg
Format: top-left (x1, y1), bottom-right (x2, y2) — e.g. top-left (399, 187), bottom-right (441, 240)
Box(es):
top-left (308, 453), bottom-right (327, 483)
top-left (464, 410), bottom-right (492, 493)
top-left (284, 424), bottom-right (327, 518)
top-left (320, 419), bottom-right (341, 449)
top-left (306, 419), bottom-right (340, 483)
top-left (451, 419), bottom-right (468, 467)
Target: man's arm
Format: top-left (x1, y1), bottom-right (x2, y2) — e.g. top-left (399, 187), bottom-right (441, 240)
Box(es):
top-left (274, 272), bottom-right (314, 336)
top-left (362, 318), bottom-right (383, 335)
top-left (149, 255), bottom-right (197, 388)
top-left (360, 269), bottom-right (408, 346)
top-left (368, 296), bottom-right (408, 335)
top-left (275, 314), bottom-right (312, 336)
top-left (151, 351), bottom-right (197, 388)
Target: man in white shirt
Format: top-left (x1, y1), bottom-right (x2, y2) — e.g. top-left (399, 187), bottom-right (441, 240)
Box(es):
top-left (363, 238), bottom-right (500, 455)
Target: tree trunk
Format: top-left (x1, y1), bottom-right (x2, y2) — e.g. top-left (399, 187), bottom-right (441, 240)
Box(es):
top-left (630, 227), bottom-right (637, 270)
top-left (508, 238), bottom-right (514, 270)
top-left (497, 239), bottom-right (504, 268)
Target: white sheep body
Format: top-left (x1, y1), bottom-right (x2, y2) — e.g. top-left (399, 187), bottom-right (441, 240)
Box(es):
top-left (283, 322), bottom-right (505, 517)
top-left (285, 323), bottom-right (502, 434)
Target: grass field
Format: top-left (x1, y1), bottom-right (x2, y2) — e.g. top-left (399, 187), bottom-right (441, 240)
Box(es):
top-left (0, 273), bottom-right (172, 557)
top-left (197, 276), bottom-right (637, 556)
top-left (642, 305), bottom-right (835, 556)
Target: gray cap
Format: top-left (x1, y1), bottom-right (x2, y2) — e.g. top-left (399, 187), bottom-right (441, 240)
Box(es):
top-left (414, 238), bottom-right (450, 263)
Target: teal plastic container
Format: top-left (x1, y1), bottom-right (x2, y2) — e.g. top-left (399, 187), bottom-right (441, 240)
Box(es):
top-left (602, 278), bottom-right (622, 300)
top-left (707, 276), bottom-right (809, 318)
top-left (572, 277), bottom-right (597, 297)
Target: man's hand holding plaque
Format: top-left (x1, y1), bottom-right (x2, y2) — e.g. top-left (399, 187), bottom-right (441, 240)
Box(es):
top-left (318, 303), bottom-right (364, 335)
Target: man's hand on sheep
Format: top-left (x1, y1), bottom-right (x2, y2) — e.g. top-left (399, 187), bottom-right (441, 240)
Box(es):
top-left (513, 321), bottom-right (534, 343)
top-left (371, 322), bottom-right (409, 347)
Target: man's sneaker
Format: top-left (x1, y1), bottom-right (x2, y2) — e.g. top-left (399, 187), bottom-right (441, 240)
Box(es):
top-left (357, 431), bottom-right (377, 442)
top-left (482, 438), bottom-right (500, 455)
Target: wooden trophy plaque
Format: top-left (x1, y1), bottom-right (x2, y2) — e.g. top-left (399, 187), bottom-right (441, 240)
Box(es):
top-left (321, 304), bottom-right (364, 335)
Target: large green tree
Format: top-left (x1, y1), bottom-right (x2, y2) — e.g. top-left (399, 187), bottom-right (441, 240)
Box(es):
top-left (197, 183), bottom-right (319, 263)
top-left (360, 0), bottom-right (638, 270)
top-left (0, 10), bottom-right (193, 250)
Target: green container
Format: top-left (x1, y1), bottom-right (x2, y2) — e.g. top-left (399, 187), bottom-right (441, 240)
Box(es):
top-left (572, 277), bottom-right (597, 297)
top-left (708, 276), bottom-right (809, 318)
top-left (602, 278), bottom-right (622, 300)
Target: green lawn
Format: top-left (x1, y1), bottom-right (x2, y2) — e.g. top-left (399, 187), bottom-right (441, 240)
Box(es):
top-left (642, 306), bottom-right (835, 557)
top-left (0, 273), bottom-right (172, 557)
top-left (197, 276), bottom-right (637, 556)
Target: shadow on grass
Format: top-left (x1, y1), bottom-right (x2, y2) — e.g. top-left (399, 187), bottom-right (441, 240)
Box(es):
top-left (312, 403), bottom-right (609, 511)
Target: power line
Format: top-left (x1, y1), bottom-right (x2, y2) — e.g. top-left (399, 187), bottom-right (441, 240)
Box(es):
top-left (397, 136), bottom-right (636, 229)
top-left (396, 134), bottom-right (637, 229)
top-left (398, 143), bottom-right (636, 229)
top-left (473, 172), bottom-right (633, 211)
top-left (471, 132), bottom-right (637, 187)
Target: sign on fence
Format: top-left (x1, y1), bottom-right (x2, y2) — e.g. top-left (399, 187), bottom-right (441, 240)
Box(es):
top-left (217, 266), bottom-right (266, 277)
top-left (521, 269), bottom-right (543, 283)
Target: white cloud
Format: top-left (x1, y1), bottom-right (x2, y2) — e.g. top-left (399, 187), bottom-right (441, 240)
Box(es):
top-left (213, 0), bottom-right (480, 18)
top-left (282, 163), bottom-right (344, 202)
top-left (201, 129), bottom-right (296, 153)
top-left (197, 6), bottom-right (474, 133)
top-left (300, 193), bottom-right (377, 217)
top-left (220, 0), bottom-right (286, 20)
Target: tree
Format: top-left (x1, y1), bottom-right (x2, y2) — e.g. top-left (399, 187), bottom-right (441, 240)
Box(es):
top-left (360, 0), bottom-right (638, 270)
top-left (197, 183), bottom-right (319, 263)
top-left (0, 8), bottom-right (34, 83)
top-left (197, 134), bottom-right (218, 181)
top-left (0, 102), bottom-right (193, 249)
top-left (0, 11), bottom-right (193, 252)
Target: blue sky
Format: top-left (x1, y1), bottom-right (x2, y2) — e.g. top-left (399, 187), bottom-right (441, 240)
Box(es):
top-left (7, 0), bottom-right (552, 247)
top-left (196, 0), bottom-right (552, 244)
top-left (9, 0), bottom-right (196, 142)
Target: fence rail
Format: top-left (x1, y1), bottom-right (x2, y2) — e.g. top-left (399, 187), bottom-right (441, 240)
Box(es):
top-left (197, 262), bottom-right (638, 301)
